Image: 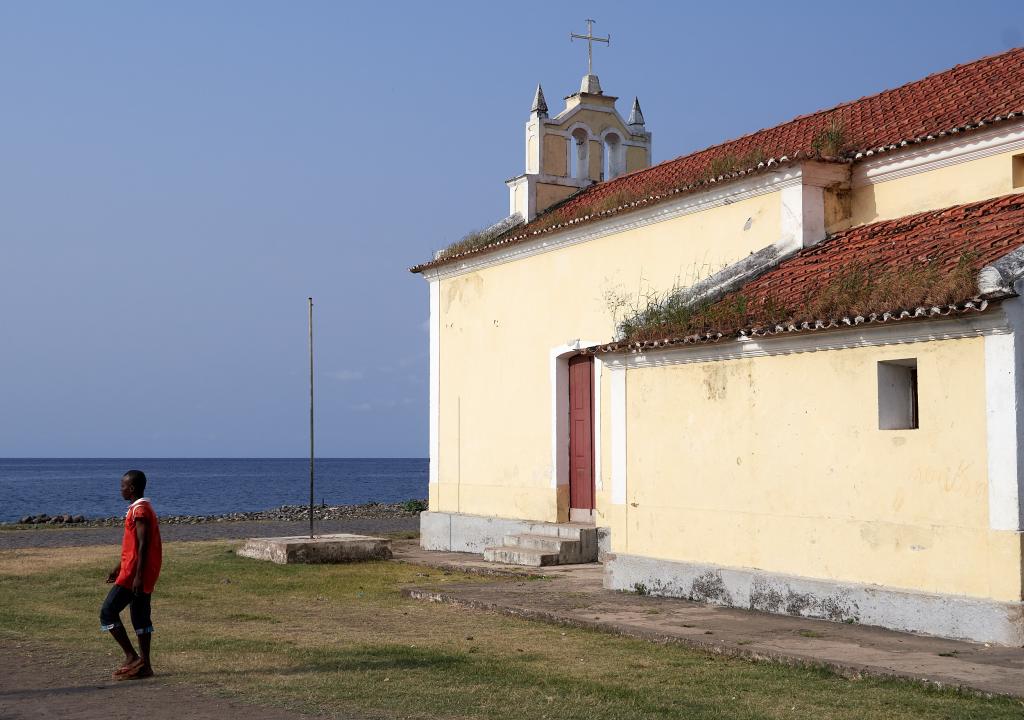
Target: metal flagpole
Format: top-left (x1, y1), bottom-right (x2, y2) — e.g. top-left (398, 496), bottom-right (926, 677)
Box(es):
top-left (308, 297), bottom-right (315, 539)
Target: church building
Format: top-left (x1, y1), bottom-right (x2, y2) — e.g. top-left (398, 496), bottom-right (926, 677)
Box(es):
top-left (411, 43), bottom-right (1024, 645)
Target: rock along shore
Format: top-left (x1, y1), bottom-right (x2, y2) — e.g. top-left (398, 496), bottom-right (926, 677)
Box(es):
top-left (9, 500), bottom-right (427, 529)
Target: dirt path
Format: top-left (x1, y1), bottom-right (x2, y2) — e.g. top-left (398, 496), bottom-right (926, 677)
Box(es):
top-left (0, 517), bottom-right (418, 550)
top-left (0, 641), bottom-right (334, 720)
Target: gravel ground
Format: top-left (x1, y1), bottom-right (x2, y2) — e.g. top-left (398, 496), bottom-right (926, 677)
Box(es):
top-left (0, 516), bottom-right (419, 550)
top-left (0, 640), bottom-right (332, 720)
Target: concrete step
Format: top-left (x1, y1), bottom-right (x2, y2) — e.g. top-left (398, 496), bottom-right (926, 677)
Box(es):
top-left (504, 533), bottom-right (567, 553)
top-left (526, 522), bottom-right (596, 541)
top-left (483, 523), bottom-right (600, 567)
top-left (482, 545), bottom-right (559, 567)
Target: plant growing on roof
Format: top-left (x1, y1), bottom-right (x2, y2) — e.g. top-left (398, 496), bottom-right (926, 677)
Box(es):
top-left (698, 148), bottom-right (768, 182)
top-left (705, 154), bottom-right (738, 180)
top-left (811, 118), bottom-right (848, 157)
top-left (614, 250), bottom-right (982, 344)
top-left (435, 217), bottom-right (522, 262)
top-left (797, 250), bottom-right (979, 322)
top-left (592, 190), bottom-right (635, 215)
top-left (435, 229), bottom-right (495, 262)
top-left (534, 147), bottom-right (768, 233)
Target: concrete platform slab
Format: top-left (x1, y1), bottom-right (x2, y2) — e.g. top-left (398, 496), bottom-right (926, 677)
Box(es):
top-left (237, 533), bottom-right (392, 564)
top-left (392, 542), bottom-right (1024, 699)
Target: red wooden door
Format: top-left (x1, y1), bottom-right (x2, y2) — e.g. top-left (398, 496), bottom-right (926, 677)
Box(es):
top-left (568, 355), bottom-right (595, 511)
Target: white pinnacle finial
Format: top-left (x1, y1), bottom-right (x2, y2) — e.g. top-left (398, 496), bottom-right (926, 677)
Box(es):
top-left (580, 74), bottom-right (603, 94)
top-left (531, 84), bottom-right (548, 116)
top-left (628, 97), bottom-right (645, 128)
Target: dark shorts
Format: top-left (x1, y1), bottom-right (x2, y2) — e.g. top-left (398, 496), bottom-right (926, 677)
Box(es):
top-left (99, 584), bottom-right (153, 635)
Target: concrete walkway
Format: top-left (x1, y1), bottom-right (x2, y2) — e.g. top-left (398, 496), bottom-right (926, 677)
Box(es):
top-left (393, 543), bottom-right (1024, 699)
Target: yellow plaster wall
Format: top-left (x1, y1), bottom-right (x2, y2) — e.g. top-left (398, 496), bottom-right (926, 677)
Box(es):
top-left (595, 364), bottom-right (621, 533)
top-left (562, 108), bottom-right (629, 139)
top-left (626, 146), bottom-right (648, 174)
top-left (588, 140), bottom-right (603, 181)
top-left (543, 134), bottom-right (567, 177)
top-left (435, 190), bottom-right (782, 522)
top-left (620, 337), bottom-right (1021, 601)
top-left (536, 183), bottom-right (579, 215)
top-left (851, 148), bottom-right (1023, 225)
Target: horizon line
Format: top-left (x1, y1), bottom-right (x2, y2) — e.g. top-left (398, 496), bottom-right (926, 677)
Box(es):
top-left (0, 456), bottom-right (429, 461)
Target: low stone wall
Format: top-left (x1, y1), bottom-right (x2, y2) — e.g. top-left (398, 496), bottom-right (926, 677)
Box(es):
top-left (10, 502), bottom-right (425, 529)
top-left (605, 553), bottom-right (1024, 646)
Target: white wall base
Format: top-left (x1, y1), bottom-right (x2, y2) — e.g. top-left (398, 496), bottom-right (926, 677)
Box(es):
top-left (605, 553), bottom-right (1024, 646)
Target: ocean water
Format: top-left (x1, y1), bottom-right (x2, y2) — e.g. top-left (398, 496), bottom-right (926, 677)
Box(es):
top-left (0, 458), bottom-right (427, 523)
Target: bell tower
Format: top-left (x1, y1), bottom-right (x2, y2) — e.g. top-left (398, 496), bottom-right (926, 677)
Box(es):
top-left (507, 21), bottom-right (652, 221)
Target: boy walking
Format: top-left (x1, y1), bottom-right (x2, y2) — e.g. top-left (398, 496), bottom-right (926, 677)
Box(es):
top-left (99, 469), bottom-right (162, 680)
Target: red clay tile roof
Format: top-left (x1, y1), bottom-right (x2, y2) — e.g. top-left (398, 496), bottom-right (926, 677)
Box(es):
top-left (590, 192), bottom-right (1024, 353)
top-left (413, 47), bottom-right (1024, 273)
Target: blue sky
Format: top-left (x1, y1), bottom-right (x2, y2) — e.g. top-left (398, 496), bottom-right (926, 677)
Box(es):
top-left (1, 1), bottom-right (1020, 457)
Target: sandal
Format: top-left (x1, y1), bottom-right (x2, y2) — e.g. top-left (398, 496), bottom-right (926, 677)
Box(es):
top-left (112, 659), bottom-right (142, 678)
top-left (117, 664), bottom-right (154, 681)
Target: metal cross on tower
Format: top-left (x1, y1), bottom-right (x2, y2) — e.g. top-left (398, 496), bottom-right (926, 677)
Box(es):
top-left (570, 19), bottom-right (610, 76)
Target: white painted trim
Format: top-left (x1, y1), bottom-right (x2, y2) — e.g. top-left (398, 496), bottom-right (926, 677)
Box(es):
top-left (779, 182), bottom-right (805, 253)
top-left (505, 174), bottom-right (531, 220)
top-left (513, 173), bottom-right (590, 189)
top-left (550, 345), bottom-right (570, 489)
top-left (600, 127), bottom-right (625, 179)
top-left (593, 356), bottom-right (603, 491)
top-left (525, 117), bottom-right (541, 175)
top-left (801, 161), bottom-right (850, 188)
top-left (546, 126), bottom-right (648, 148)
top-left (985, 294), bottom-right (1024, 531)
top-left (853, 119), bottom-right (1024, 187)
top-left (610, 364), bottom-right (627, 505)
top-left (550, 101), bottom-right (631, 133)
top-left (428, 280), bottom-right (440, 485)
top-left (422, 167), bottom-right (804, 281)
top-left (602, 310), bottom-right (1010, 370)
top-left (566, 121), bottom-right (594, 140)
top-left (567, 122), bottom-right (593, 182)
top-left (779, 162), bottom-right (846, 251)
top-left (549, 340), bottom-right (603, 490)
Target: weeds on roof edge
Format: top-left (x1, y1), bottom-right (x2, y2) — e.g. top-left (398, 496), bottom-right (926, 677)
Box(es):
top-left (435, 226), bottom-right (508, 262)
top-left (812, 118), bottom-right (848, 157)
top-left (615, 251), bottom-right (980, 344)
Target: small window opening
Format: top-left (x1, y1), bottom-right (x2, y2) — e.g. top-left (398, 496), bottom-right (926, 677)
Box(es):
top-left (1013, 153), bottom-right (1024, 189)
top-left (877, 359), bottom-right (918, 430)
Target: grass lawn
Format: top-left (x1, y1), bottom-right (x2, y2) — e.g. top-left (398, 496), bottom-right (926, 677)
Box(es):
top-left (1, 541), bottom-right (1021, 720)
